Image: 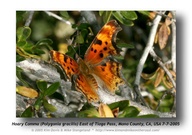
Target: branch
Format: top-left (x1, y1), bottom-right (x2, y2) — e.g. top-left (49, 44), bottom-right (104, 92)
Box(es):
top-left (171, 11), bottom-right (176, 72)
top-left (134, 12), bottom-right (163, 106)
top-left (44, 11), bottom-right (72, 26)
top-left (149, 49), bottom-right (176, 112)
top-left (80, 11), bottom-right (101, 34)
top-left (155, 11), bottom-right (176, 23)
top-left (16, 59), bottom-right (175, 118)
top-left (97, 88), bottom-right (175, 117)
top-left (150, 49), bottom-right (176, 89)
top-left (24, 11), bottom-right (34, 27)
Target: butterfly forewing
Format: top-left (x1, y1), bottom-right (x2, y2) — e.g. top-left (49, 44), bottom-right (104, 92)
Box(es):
top-left (50, 20), bottom-right (124, 103)
top-left (84, 20), bottom-right (122, 65)
top-left (50, 50), bottom-right (79, 79)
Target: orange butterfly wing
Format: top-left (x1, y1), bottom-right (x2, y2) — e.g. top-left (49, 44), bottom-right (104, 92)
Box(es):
top-left (92, 60), bottom-right (124, 93)
top-left (50, 20), bottom-right (124, 102)
top-left (50, 50), bottom-right (79, 79)
top-left (84, 20), bottom-right (122, 65)
top-left (75, 73), bottom-right (99, 102)
top-left (50, 50), bottom-right (99, 102)
top-left (84, 20), bottom-right (124, 92)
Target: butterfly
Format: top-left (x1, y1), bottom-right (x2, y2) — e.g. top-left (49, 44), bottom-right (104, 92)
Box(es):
top-left (50, 20), bottom-right (124, 102)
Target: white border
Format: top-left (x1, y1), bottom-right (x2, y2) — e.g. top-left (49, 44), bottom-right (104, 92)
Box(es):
top-left (1, 0), bottom-right (191, 135)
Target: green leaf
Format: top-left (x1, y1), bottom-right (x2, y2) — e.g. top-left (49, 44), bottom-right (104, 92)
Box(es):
top-left (36, 80), bottom-right (47, 93)
top-left (16, 66), bottom-right (29, 86)
top-left (113, 55), bottom-right (124, 61)
top-left (78, 108), bottom-right (100, 118)
top-left (76, 23), bottom-right (91, 30)
top-left (117, 43), bottom-right (134, 49)
top-left (21, 106), bottom-right (33, 117)
top-left (119, 106), bottom-right (140, 118)
top-left (76, 33), bottom-right (84, 44)
top-left (150, 89), bottom-right (163, 99)
top-left (120, 11), bottom-right (137, 20)
top-left (44, 82), bottom-right (60, 96)
top-left (138, 11), bottom-right (150, 17)
top-left (21, 42), bottom-right (34, 52)
top-left (16, 11), bottom-right (27, 24)
top-left (36, 38), bottom-right (53, 49)
top-left (16, 55), bottom-right (25, 62)
top-left (17, 27), bottom-right (31, 41)
top-left (32, 47), bottom-right (45, 55)
top-left (43, 99), bottom-right (57, 112)
top-left (99, 11), bottom-right (104, 16)
top-left (16, 46), bottom-right (41, 59)
top-left (60, 11), bottom-right (70, 20)
top-left (81, 29), bottom-right (89, 39)
top-left (17, 40), bottom-right (27, 47)
top-left (102, 11), bottom-right (113, 23)
top-left (16, 66), bottom-right (23, 73)
top-left (81, 102), bottom-right (95, 110)
top-left (34, 97), bottom-right (43, 111)
top-left (108, 100), bottom-right (129, 111)
top-left (113, 11), bottom-right (134, 26)
top-left (65, 45), bottom-right (78, 58)
top-left (137, 114), bottom-right (159, 118)
top-left (159, 97), bottom-right (174, 107)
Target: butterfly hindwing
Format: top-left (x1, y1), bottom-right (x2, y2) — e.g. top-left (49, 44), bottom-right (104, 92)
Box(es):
top-left (75, 73), bottom-right (99, 102)
top-left (93, 60), bottom-right (124, 92)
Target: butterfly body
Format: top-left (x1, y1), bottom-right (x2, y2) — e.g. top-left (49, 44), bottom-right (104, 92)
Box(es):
top-left (77, 57), bottom-right (91, 75)
top-left (50, 20), bottom-right (124, 102)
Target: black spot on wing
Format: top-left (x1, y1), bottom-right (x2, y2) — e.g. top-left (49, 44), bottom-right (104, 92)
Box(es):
top-left (103, 47), bottom-right (107, 51)
top-left (93, 37), bottom-right (102, 45)
top-left (101, 67), bottom-right (105, 72)
top-left (94, 49), bottom-right (97, 53)
top-left (99, 53), bottom-right (104, 58)
top-left (71, 68), bottom-right (75, 72)
top-left (64, 56), bottom-right (68, 63)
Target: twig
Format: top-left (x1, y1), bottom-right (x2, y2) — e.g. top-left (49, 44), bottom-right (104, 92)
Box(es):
top-left (134, 12), bottom-right (163, 106)
top-left (171, 11), bottom-right (176, 72)
top-left (44, 11), bottom-right (72, 26)
top-left (133, 85), bottom-right (149, 107)
top-left (171, 89), bottom-right (176, 112)
top-left (155, 91), bottom-right (168, 111)
top-left (155, 11), bottom-right (176, 23)
top-left (149, 49), bottom-right (176, 89)
top-left (155, 88), bottom-right (176, 112)
top-left (80, 11), bottom-right (101, 34)
top-left (17, 58), bottom-right (176, 118)
top-left (24, 11), bottom-right (34, 27)
top-left (150, 48), bottom-right (176, 112)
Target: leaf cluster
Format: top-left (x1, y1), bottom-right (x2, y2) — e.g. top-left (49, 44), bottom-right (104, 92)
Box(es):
top-left (78, 100), bottom-right (158, 118)
top-left (21, 81), bottom-right (60, 117)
